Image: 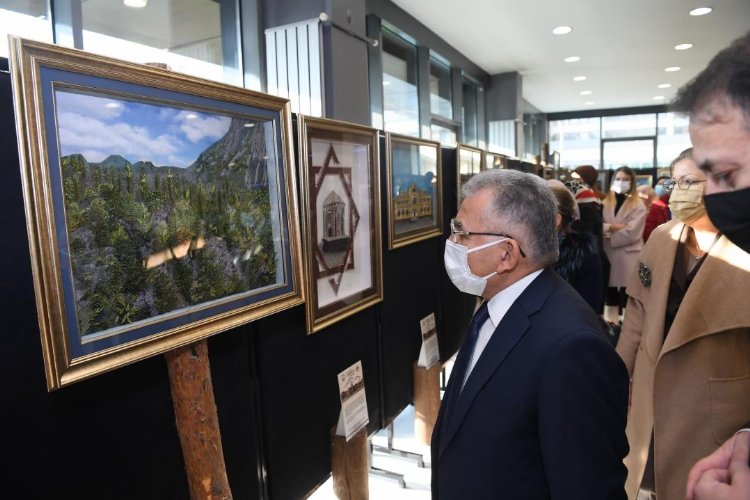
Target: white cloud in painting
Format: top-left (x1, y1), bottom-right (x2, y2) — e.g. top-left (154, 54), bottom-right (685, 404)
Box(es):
top-left (55, 91), bottom-right (125, 120)
top-left (57, 111), bottom-right (189, 166)
top-left (175, 110), bottom-right (230, 143)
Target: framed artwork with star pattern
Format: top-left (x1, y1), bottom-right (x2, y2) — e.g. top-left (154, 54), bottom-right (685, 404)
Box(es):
top-left (297, 115), bottom-right (383, 333)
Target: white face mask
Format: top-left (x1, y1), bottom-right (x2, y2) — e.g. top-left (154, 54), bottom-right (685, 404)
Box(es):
top-left (611, 180), bottom-right (631, 194)
top-left (444, 238), bottom-right (506, 296)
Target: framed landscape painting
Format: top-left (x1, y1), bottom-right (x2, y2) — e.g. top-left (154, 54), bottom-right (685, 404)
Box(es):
top-left (385, 133), bottom-right (443, 249)
top-left (9, 37), bottom-right (303, 389)
top-left (297, 115), bottom-right (383, 333)
top-left (456, 144), bottom-right (483, 200)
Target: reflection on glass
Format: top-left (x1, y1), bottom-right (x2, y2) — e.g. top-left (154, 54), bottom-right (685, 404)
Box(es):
top-left (430, 56), bottom-right (452, 119)
top-left (603, 139), bottom-right (655, 170)
top-left (602, 113), bottom-right (657, 139)
top-left (81, 0), bottom-right (225, 83)
top-left (549, 117), bottom-right (601, 168)
top-left (657, 112), bottom-right (691, 167)
top-left (382, 31), bottom-right (419, 137)
top-left (485, 153), bottom-right (506, 170)
top-left (431, 123), bottom-right (457, 147)
top-left (0, 1), bottom-right (52, 58)
top-left (458, 146), bottom-right (482, 194)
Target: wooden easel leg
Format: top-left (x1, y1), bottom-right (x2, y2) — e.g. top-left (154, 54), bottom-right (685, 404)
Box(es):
top-left (165, 340), bottom-right (232, 500)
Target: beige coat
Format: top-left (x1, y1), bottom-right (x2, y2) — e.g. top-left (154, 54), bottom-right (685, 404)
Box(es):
top-left (603, 198), bottom-right (646, 287)
top-left (616, 219), bottom-right (750, 500)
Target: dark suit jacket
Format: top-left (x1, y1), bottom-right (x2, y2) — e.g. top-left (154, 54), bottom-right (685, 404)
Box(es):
top-left (432, 268), bottom-right (629, 499)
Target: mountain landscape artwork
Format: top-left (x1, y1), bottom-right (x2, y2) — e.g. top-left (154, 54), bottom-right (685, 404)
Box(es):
top-left (55, 88), bottom-right (282, 339)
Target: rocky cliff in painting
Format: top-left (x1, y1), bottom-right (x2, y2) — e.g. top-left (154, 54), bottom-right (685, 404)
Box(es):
top-left (189, 117), bottom-right (268, 187)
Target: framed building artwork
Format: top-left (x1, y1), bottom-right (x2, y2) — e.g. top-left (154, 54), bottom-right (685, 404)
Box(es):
top-left (9, 37), bottom-right (304, 389)
top-left (483, 151), bottom-right (507, 171)
top-left (456, 144), bottom-right (483, 199)
top-left (385, 133), bottom-right (443, 250)
top-left (297, 115), bottom-right (384, 334)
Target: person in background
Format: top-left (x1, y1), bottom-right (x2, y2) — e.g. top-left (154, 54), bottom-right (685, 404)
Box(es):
top-left (602, 166), bottom-right (646, 323)
top-left (636, 185), bottom-right (656, 242)
top-left (574, 164), bottom-right (607, 200)
top-left (566, 176), bottom-right (609, 315)
top-left (669, 30), bottom-right (750, 500)
top-left (615, 148), bottom-right (750, 500)
top-left (547, 180), bottom-right (603, 314)
top-left (434, 169), bottom-right (628, 499)
top-left (642, 175), bottom-right (672, 242)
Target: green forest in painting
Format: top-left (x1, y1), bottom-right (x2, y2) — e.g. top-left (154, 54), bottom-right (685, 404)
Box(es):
top-left (62, 118), bottom-right (279, 337)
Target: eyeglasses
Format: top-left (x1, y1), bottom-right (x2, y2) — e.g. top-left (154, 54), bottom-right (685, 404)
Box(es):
top-left (449, 218), bottom-right (526, 257)
top-left (663, 177), bottom-right (707, 193)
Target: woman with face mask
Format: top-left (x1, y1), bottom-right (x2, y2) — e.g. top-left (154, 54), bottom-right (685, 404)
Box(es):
top-left (642, 176), bottom-right (672, 242)
top-left (615, 148), bottom-right (750, 500)
top-left (602, 166), bottom-right (647, 323)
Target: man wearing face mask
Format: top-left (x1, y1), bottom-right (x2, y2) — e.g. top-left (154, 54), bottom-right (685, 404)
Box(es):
top-left (432, 169), bottom-right (629, 499)
top-left (668, 30), bottom-right (750, 500)
top-left (615, 147), bottom-right (750, 500)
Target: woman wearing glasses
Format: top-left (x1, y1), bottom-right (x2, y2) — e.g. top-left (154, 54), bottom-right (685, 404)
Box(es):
top-left (602, 166), bottom-right (647, 323)
top-left (615, 148), bottom-right (750, 500)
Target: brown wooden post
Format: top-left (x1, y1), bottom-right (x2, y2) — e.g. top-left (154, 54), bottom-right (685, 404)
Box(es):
top-left (165, 341), bottom-right (232, 500)
top-left (413, 361), bottom-right (441, 445)
top-left (330, 427), bottom-right (369, 500)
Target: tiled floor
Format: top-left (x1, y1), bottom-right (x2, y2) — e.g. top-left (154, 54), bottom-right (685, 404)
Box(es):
top-left (307, 404), bottom-right (432, 499)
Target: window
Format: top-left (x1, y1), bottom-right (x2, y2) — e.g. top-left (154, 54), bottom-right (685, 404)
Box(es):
top-left (462, 78), bottom-right (482, 147)
top-left (429, 54), bottom-right (452, 120)
top-left (548, 117), bottom-right (601, 168)
top-left (603, 139), bottom-right (655, 169)
top-left (382, 29), bottom-right (419, 137)
top-left (81, 0), bottom-right (227, 83)
top-left (602, 113), bottom-right (656, 139)
top-left (0, 0), bottom-right (52, 58)
top-left (487, 120), bottom-right (515, 157)
top-left (657, 112), bottom-right (691, 167)
top-left (431, 123), bottom-right (457, 147)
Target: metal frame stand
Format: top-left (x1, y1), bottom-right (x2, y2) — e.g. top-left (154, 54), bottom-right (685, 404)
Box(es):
top-left (368, 419), bottom-right (427, 488)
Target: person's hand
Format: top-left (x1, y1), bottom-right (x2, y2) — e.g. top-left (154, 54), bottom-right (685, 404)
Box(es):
top-left (610, 223), bottom-right (626, 232)
top-left (687, 431), bottom-right (750, 500)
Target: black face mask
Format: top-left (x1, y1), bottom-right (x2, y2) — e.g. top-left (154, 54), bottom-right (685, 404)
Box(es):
top-left (704, 187), bottom-right (750, 254)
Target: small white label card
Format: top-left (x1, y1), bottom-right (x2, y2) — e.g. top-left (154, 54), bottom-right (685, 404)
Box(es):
top-left (335, 360), bottom-right (369, 441)
top-left (417, 312), bottom-right (439, 369)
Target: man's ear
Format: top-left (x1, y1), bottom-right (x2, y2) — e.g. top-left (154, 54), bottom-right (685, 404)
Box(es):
top-left (555, 213), bottom-right (562, 231)
top-left (495, 239), bottom-right (521, 274)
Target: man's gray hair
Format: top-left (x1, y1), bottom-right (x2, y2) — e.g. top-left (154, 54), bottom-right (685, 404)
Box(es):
top-left (461, 169), bottom-right (559, 267)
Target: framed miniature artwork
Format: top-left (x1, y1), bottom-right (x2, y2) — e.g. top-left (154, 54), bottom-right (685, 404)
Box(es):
top-left (636, 174), bottom-right (654, 188)
top-left (385, 133), bottom-right (443, 250)
top-left (483, 151), bottom-right (507, 171)
top-left (456, 144), bottom-right (483, 199)
top-left (9, 37), bottom-right (304, 389)
top-left (297, 116), bottom-right (384, 333)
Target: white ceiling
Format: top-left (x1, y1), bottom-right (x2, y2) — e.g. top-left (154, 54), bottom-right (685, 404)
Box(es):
top-left (392, 0), bottom-right (750, 113)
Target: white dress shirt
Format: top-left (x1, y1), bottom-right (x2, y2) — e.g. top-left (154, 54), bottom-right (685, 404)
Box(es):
top-left (461, 269), bottom-right (544, 390)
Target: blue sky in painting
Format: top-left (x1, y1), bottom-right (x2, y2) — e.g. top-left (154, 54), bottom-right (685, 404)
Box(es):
top-left (55, 89), bottom-right (231, 168)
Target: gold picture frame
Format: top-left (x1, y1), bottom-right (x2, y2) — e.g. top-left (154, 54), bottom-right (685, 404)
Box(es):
top-left (456, 144), bottom-right (483, 201)
top-left (297, 115), bottom-right (384, 334)
top-left (9, 37), bottom-right (304, 389)
top-left (385, 133), bottom-right (443, 250)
